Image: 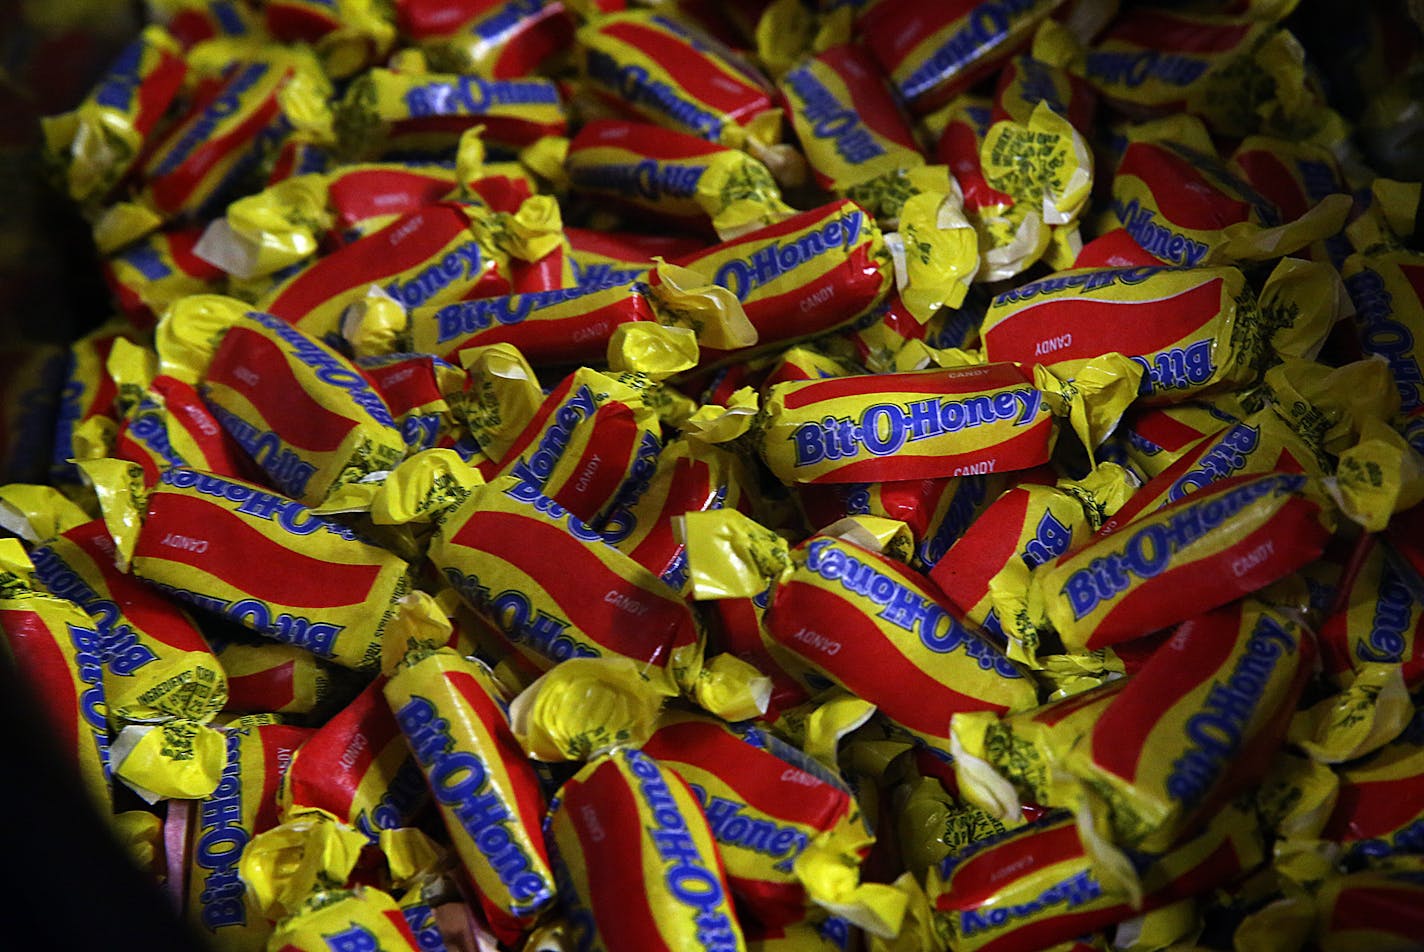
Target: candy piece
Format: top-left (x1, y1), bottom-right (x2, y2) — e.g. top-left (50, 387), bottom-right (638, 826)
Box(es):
top-left (1228, 135), bottom-right (1353, 268)
top-left (266, 887), bottom-right (423, 952)
top-left (17, 509), bottom-right (229, 725)
top-left (578, 10), bottom-right (783, 158)
top-left (1115, 398), bottom-right (1244, 481)
top-left (356, 352), bottom-right (466, 455)
top-left (927, 804), bottom-right (1262, 950)
top-left (780, 45), bottom-right (925, 202)
top-left (950, 678), bottom-right (1126, 823)
top-left (40, 25), bottom-right (188, 207)
top-left (1308, 864), bottom-right (1424, 950)
top-left (1320, 715), bottom-right (1424, 868)
top-left (407, 266), bottom-right (753, 370)
top-left (982, 265), bottom-right (1259, 403)
top-left (385, 646), bottom-right (557, 942)
top-left (685, 512), bottom-right (1036, 766)
top-left (422, 474), bottom-right (705, 699)
top-left (929, 462), bottom-right (1137, 641)
top-left (545, 746), bottom-right (748, 952)
top-left (859, 0), bottom-right (1068, 116)
top-left (1064, 597), bottom-right (1312, 862)
top-left (282, 676), bottom-right (430, 841)
top-left (670, 199), bottom-right (893, 362)
top-left (103, 340), bottom-right (256, 485)
top-left (0, 540), bottom-right (113, 812)
top-left (183, 722), bottom-right (313, 951)
top-left (50, 320), bottom-right (133, 486)
top-left (158, 296), bottom-right (407, 508)
top-left (473, 365), bottom-right (662, 526)
top-left (1321, 538), bottom-right (1424, 692)
top-left (1021, 473), bottom-right (1334, 655)
top-left (1343, 246), bottom-right (1424, 454)
top-left (1082, 5), bottom-right (1311, 139)
top-left (397, 0), bottom-right (576, 78)
top-left (1111, 117), bottom-right (1351, 267)
top-left (600, 436), bottom-right (755, 595)
top-left (337, 68), bottom-right (567, 158)
top-left (565, 118), bottom-right (795, 239)
top-left (101, 49), bottom-right (334, 248)
top-left (1095, 408), bottom-right (1322, 538)
top-left (214, 637), bottom-right (348, 716)
top-left (255, 199), bottom-right (560, 342)
top-left (753, 357), bottom-right (1140, 485)
top-left (103, 226), bottom-right (227, 327)
top-left (642, 710), bottom-right (870, 930)
top-left (84, 462), bottom-right (413, 672)
top-left (261, 0), bottom-right (397, 78)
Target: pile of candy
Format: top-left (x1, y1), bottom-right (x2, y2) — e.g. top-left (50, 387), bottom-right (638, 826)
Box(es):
top-left (9, 0), bottom-right (1424, 949)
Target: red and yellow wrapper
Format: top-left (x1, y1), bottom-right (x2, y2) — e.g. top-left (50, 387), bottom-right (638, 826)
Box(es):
top-left (981, 265), bottom-right (1258, 404)
top-left (0, 545), bottom-right (113, 812)
top-left (565, 118), bottom-right (794, 239)
top-left (336, 68), bottom-right (567, 157)
top-left (860, 0), bottom-right (1068, 116)
top-left (196, 160), bottom-right (461, 280)
top-left (926, 804), bottom-right (1263, 952)
top-left (643, 710), bottom-right (868, 929)
top-left (396, 0), bottom-right (576, 78)
top-left (1321, 721), bottom-right (1424, 868)
top-left (385, 647), bottom-right (556, 943)
top-left (85, 463), bottom-right (414, 672)
top-left (50, 321), bottom-right (133, 485)
top-left (1023, 473), bottom-right (1333, 655)
top-left (1308, 866), bottom-right (1424, 952)
top-left (107, 369), bottom-right (257, 487)
top-left (950, 678), bottom-right (1126, 823)
top-left (408, 268), bottom-right (752, 371)
top-left (1110, 119), bottom-right (1351, 267)
top-left (1344, 247), bottom-right (1424, 434)
top-left (780, 44), bottom-right (924, 196)
top-left (480, 366), bottom-right (662, 528)
top-left (1063, 597), bottom-right (1312, 857)
top-left (686, 516), bottom-right (1037, 764)
top-left (158, 296), bottom-right (407, 507)
top-left (25, 515), bottom-right (228, 725)
top-left (671, 199), bottom-right (892, 364)
top-left (282, 676), bottom-right (429, 841)
top-left (103, 227), bottom-right (226, 327)
top-left (255, 199), bottom-right (560, 342)
top-left (1320, 539), bottom-right (1424, 693)
top-left (1081, 5), bottom-right (1307, 138)
top-left (40, 25), bottom-right (188, 207)
top-left (266, 887), bottom-right (423, 952)
top-left (356, 352), bottom-right (466, 454)
top-left (1117, 399), bottom-right (1243, 481)
top-left (183, 722), bottom-right (313, 952)
top-left (1097, 409), bottom-right (1320, 537)
top-left (215, 639), bottom-right (345, 716)
top-left (551, 225), bottom-right (705, 291)
top-left (1229, 135), bottom-right (1352, 267)
top-left (600, 437), bottom-right (754, 594)
top-left (578, 10), bottom-right (781, 155)
top-left (754, 358), bottom-right (1139, 485)
top-left (546, 746), bottom-right (748, 952)
top-left (262, 0), bottom-right (396, 78)
top-left (798, 473), bottom-right (1017, 574)
top-left (105, 50), bottom-right (333, 246)
top-left (929, 463), bottom-right (1136, 641)
top-left (424, 474), bottom-right (703, 697)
